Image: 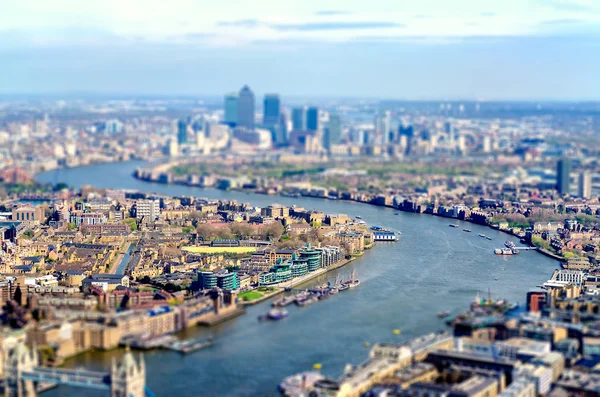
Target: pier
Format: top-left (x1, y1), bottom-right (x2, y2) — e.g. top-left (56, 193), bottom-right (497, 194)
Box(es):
top-left (494, 247), bottom-right (538, 251)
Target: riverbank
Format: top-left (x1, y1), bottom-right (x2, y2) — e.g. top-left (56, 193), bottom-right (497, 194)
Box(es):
top-left (239, 257), bottom-right (357, 306)
top-left (132, 171), bottom-right (565, 263)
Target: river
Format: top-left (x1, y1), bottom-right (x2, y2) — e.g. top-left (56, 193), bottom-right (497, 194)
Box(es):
top-left (36, 161), bottom-right (560, 397)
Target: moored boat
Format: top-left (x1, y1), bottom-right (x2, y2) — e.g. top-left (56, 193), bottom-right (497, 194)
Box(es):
top-left (449, 224), bottom-right (459, 228)
top-left (437, 310), bottom-right (450, 318)
top-left (479, 234), bottom-right (486, 238)
top-left (343, 270), bottom-right (360, 288)
top-left (267, 308), bottom-right (289, 320)
top-left (463, 229), bottom-right (472, 232)
top-left (272, 296), bottom-right (295, 307)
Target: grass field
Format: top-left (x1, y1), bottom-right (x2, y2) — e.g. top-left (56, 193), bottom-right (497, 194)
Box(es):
top-left (238, 291), bottom-right (264, 301)
top-left (181, 246), bottom-right (257, 254)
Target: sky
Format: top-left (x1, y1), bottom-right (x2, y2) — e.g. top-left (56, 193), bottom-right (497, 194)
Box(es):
top-left (1, 0), bottom-right (599, 100)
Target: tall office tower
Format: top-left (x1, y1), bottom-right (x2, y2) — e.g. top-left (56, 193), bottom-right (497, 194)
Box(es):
top-left (306, 107), bottom-right (319, 132)
top-left (224, 93), bottom-right (239, 126)
top-left (323, 114), bottom-right (342, 151)
top-left (556, 158), bottom-right (572, 195)
top-left (579, 172), bottom-right (592, 199)
top-left (273, 112), bottom-right (289, 146)
top-left (263, 94), bottom-right (281, 127)
top-left (374, 111), bottom-right (391, 144)
top-left (237, 85), bottom-right (255, 129)
top-left (177, 119), bottom-right (188, 144)
top-left (292, 107), bottom-right (306, 131)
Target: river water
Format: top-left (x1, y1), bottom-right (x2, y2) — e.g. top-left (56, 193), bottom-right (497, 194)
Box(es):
top-left (36, 162), bottom-right (560, 397)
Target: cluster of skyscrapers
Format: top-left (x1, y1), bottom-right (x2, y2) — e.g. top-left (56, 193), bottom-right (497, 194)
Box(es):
top-left (222, 85), bottom-right (343, 150)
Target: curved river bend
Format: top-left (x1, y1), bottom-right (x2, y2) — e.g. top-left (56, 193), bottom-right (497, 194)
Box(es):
top-left (36, 162), bottom-right (559, 397)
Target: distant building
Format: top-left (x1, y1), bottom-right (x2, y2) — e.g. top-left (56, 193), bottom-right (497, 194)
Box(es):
top-left (263, 94), bottom-right (287, 146)
top-left (224, 93), bottom-right (239, 126)
top-left (292, 107), bottom-right (306, 131)
top-left (374, 110), bottom-right (391, 144)
top-left (177, 119), bottom-right (188, 145)
top-left (306, 107), bottom-right (319, 132)
top-left (556, 158), bottom-right (571, 195)
top-left (237, 85), bottom-right (255, 129)
top-left (263, 94), bottom-right (281, 126)
top-left (578, 171), bottom-right (592, 199)
top-left (104, 119), bottom-right (124, 134)
top-left (324, 113), bottom-right (342, 152)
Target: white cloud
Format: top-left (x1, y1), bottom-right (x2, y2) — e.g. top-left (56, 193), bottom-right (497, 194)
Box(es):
top-left (1, 0), bottom-right (599, 47)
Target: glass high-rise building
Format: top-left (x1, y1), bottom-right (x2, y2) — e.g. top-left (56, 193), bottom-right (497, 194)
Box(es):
top-left (306, 107), bottom-right (319, 132)
top-left (292, 107), bottom-right (306, 131)
top-left (224, 93), bottom-right (238, 126)
top-left (237, 85), bottom-right (255, 129)
top-left (557, 158), bottom-right (571, 195)
top-left (263, 94), bottom-right (281, 127)
top-left (177, 119), bottom-right (187, 144)
top-left (324, 113), bottom-right (342, 151)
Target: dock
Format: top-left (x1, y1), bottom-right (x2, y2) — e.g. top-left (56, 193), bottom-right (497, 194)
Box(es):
top-left (495, 247), bottom-right (537, 251)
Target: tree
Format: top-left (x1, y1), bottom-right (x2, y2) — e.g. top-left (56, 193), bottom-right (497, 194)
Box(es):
top-left (261, 223), bottom-right (284, 241)
top-left (196, 223), bottom-right (218, 240)
top-left (230, 222), bottom-right (253, 240)
top-left (67, 222), bottom-right (77, 231)
top-left (122, 218), bottom-right (137, 231)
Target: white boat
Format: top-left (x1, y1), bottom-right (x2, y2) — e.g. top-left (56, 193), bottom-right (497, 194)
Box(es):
top-left (344, 270), bottom-right (360, 288)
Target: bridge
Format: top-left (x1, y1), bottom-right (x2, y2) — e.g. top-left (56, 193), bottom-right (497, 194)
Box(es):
top-left (3, 341), bottom-right (153, 397)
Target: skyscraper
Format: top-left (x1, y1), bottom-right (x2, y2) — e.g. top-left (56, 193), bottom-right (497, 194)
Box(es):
top-left (306, 107), bottom-right (319, 132)
top-left (324, 114), bottom-right (342, 151)
top-left (292, 107), bottom-right (306, 131)
top-left (556, 158), bottom-right (571, 195)
top-left (177, 119), bottom-right (188, 145)
top-left (224, 93), bottom-right (238, 126)
top-left (374, 111), bottom-right (391, 144)
top-left (579, 171), bottom-right (592, 199)
top-left (263, 94), bottom-right (281, 127)
top-left (237, 85), bottom-right (255, 129)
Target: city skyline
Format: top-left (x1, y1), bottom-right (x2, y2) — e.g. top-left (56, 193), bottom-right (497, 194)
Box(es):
top-left (1, 0), bottom-right (600, 99)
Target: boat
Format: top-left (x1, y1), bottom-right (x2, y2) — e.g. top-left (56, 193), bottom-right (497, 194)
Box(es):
top-left (504, 241), bottom-right (516, 249)
top-left (279, 372), bottom-right (324, 396)
top-left (494, 248), bottom-right (520, 255)
top-left (494, 277), bottom-right (499, 281)
top-left (372, 229), bottom-right (398, 242)
top-left (344, 270), bottom-right (360, 288)
top-left (486, 236), bottom-right (493, 241)
top-left (164, 337), bottom-right (214, 354)
top-left (267, 308), bottom-right (289, 320)
top-left (338, 284), bottom-right (350, 292)
top-left (272, 296), bottom-right (295, 307)
top-left (355, 216), bottom-right (362, 219)
top-left (479, 234), bottom-right (486, 238)
top-left (394, 212), bottom-right (399, 215)
top-left (296, 296), bottom-right (319, 307)
top-left (437, 310), bottom-right (450, 318)
top-left (449, 224), bottom-right (459, 228)
top-left (463, 229), bottom-right (472, 232)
